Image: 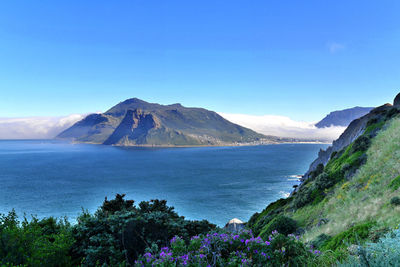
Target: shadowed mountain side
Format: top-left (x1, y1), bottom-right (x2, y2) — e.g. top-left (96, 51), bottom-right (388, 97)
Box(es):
top-left (57, 98), bottom-right (283, 146)
top-left (315, 106), bottom-right (373, 128)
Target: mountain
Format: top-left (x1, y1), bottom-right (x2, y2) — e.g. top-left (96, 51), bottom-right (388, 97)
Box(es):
top-left (57, 98), bottom-right (281, 146)
top-left (247, 94), bottom-right (400, 261)
top-left (315, 106), bottom-right (373, 128)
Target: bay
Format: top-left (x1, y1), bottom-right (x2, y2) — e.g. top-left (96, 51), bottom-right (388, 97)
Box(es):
top-left (0, 140), bottom-right (328, 226)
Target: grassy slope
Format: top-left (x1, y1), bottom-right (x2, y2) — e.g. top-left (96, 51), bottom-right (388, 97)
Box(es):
top-left (298, 117), bottom-right (400, 242)
top-left (248, 113), bottom-right (400, 252)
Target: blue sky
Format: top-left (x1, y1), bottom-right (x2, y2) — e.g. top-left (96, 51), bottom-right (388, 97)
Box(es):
top-left (0, 1), bottom-right (399, 121)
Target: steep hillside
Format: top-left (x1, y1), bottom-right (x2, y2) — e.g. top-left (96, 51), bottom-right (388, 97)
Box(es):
top-left (57, 98), bottom-right (280, 146)
top-left (315, 106), bottom-right (373, 128)
top-left (248, 98), bottom-right (400, 259)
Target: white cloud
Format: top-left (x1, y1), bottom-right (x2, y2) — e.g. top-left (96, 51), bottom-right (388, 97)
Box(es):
top-left (219, 113), bottom-right (346, 142)
top-left (327, 42), bottom-right (345, 53)
top-left (0, 112), bottom-right (346, 142)
top-left (0, 114), bottom-right (85, 139)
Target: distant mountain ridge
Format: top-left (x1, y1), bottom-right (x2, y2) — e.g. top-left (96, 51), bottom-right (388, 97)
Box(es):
top-left (57, 98), bottom-right (282, 146)
top-left (315, 106), bottom-right (373, 128)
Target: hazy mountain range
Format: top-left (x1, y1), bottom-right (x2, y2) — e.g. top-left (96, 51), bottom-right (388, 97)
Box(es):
top-left (315, 106), bottom-right (373, 128)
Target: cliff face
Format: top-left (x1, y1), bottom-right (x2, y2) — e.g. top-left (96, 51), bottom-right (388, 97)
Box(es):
top-left (303, 104), bottom-right (395, 180)
top-left (57, 98), bottom-right (280, 146)
top-left (248, 94), bottom-right (400, 251)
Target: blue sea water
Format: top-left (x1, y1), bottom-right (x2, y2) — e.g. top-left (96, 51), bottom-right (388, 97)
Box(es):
top-left (0, 140), bottom-right (328, 226)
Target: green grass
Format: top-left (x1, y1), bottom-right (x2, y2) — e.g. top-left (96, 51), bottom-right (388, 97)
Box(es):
top-left (300, 117), bottom-right (400, 242)
top-left (321, 221), bottom-right (375, 251)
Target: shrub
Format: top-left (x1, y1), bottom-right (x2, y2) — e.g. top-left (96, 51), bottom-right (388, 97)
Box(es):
top-left (135, 230), bottom-right (319, 266)
top-left (259, 215), bottom-right (298, 239)
top-left (390, 196), bottom-right (400, 206)
top-left (389, 175), bottom-right (400, 191)
top-left (0, 210), bottom-right (73, 267)
top-left (351, 136), bottom-right (371, 153)
top-left (310, 233), bottom-right (331, 248)
top-left (338, 226), bottom-right (400, 267)
top-left (71, 194), bottom-right (216, 266)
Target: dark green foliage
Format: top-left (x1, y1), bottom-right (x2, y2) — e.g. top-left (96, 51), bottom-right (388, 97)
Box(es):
top-left (390, 196), bottom-right (400, 206)
top-left (351, 136), bottom-right (371, 153)
top-left (247, 198), bottom-right (292, 236)
top-left (259, 215), bottom-right (298, 239)
top-left (309, 163), bottom-right (324, 180)
top-left (0, 210), bottom-right (73, 266)
top-left (322, 222), bottom-right (375, 251)
top-left (101, 193), bottom-right (135, 214)
top-left (270, 233), bottom-right (315, 266)
top-left (389, 175), bottom-right (400, 191)
top-left (310, 233), bottom-right (331, 248)
top-left (71, 194), bottom-right (216, 266)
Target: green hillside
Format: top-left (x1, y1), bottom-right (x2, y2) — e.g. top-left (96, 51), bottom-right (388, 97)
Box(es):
top-left (247, 102), bottom-right (400, 264)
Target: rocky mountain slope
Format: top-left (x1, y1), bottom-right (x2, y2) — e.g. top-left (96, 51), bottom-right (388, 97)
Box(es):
top-left (315, 106), bottom-right (373, 128)
top-left (248, 93), bottom-right (400, 259)
top-left (57, 98), bottom-right (281, 146)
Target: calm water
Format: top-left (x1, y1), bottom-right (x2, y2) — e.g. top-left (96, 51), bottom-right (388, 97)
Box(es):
top-left (0, 140), bottom-right (328, 226)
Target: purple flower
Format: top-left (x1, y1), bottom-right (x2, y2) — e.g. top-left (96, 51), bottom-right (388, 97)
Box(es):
top-left (265, 241), bottom-right (270, 245)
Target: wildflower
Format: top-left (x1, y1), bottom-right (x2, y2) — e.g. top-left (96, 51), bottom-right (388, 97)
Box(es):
top-left (144, 252), bottom-right (152, 258)
top-left (265, 241), bottom-right (270, 245)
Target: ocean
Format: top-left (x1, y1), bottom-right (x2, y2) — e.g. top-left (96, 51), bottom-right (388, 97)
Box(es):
top-left (0, 140), bottom-right (328, 226)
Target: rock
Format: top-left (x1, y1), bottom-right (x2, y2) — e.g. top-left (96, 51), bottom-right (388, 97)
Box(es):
top-left (224, 218), bottom-right (245, 232)
top-left (317, 218), bottom-right (329, 227)
top-left (394, 93), bottom-right (400, 106)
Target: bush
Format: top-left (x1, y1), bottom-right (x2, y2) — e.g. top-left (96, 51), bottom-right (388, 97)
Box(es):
top-left (0, 210), bottom-right (73, 266)
top-left (351, 136), bottom-right (371, 153)
top-left (390, 196), bottom-right (400, 206)
top-left (135, 230), bottom-right (319, 266)
top-left (310, 233), bottom-right (331, 249)
top-left (389, 175), bottom-right (400, 191)
top-left (338, 226), bottom-right (400, 267)
top-left (259, 215), bottom-right (298, 239)
top-left (71, 194), bottom-right (216, 266)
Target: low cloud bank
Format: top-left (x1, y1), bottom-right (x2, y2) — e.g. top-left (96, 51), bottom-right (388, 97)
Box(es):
top-left (0, 112), bottom-right (346, 141)
top-left (0, 114), bottom-right (85, 139)
top-left (219, 113), bottom-right (346, 142)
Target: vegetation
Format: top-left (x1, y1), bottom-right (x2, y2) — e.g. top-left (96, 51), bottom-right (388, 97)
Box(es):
top-left (0, 195), bottom-right (215, 266)
top-left (135, 230), bottom-right (319, 266)
top-left (247, 107), bottom-right (400, 265)
top-left (2, 106), bottom-right (400, 266)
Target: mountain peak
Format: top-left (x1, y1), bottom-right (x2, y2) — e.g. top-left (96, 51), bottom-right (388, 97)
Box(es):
top-left (57, 98), bottom-right (277, 146)
top-left (316, 106), bottom-right (374, 128)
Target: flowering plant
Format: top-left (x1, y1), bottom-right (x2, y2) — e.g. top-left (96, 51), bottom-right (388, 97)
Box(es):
top-left (135, 229), bottom-right (317, 266)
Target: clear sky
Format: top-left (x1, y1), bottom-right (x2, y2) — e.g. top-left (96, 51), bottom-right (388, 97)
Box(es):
top-left (0, 1), bottom-right (399, 121)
